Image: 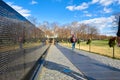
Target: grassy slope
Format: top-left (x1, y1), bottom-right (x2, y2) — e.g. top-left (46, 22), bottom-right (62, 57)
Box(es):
top-left (62, 40), bottom-right (120, 59)
top-left (77, 40), bottom-right (120, 59)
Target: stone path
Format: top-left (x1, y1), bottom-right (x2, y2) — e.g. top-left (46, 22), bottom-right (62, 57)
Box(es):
top-left (57, 45), bottom-right (120, 80)
top-left (37, 44), bottom-right (120, 80)
top-left (38, 45), bottom-right (87, 80)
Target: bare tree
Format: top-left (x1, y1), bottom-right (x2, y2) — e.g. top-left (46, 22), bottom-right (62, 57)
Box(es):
top-left (89, 26), bottom-right (99, 39)
top-left (77, 24), bottom-right (88, 40)
top-left (28, 16), bottom-right (38, 26)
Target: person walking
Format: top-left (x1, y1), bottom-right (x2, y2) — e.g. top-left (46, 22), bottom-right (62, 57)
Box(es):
top-left (70, 34), bottom-right (77, 50)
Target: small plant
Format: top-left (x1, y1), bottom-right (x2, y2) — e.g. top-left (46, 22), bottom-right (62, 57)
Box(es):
top-left (77, 39), bottom-right (81, 44)
top-left (108, 37), bottom-right (116, 58)
top-left (62, 40), bottom-right (64, 42)
top-left (77, 39), bottom-right (81, 49)
top-left (37, 40), bottom-right (41, 43)
top-left (86, 39), bottom-right (91, 45)
top-left (108, 37), bottom-right (116, 47)
top-left (86, 38), bottom-right (92, 52)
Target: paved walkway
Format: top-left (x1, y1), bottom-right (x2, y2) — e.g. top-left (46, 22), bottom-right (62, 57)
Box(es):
top-left (38, 45), bottom-right (87, 80)
top-left (38, 44), bottom-right (120, 80)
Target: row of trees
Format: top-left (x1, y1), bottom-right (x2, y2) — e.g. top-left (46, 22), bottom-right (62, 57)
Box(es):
top-left (28, 13), bottom-right (120, 42)
top-left (37, 21), bottom-right (109, 41)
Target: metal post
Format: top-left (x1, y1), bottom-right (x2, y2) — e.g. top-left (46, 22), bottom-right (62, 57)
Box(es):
top-left (113, 46), bottom-right (115, 58)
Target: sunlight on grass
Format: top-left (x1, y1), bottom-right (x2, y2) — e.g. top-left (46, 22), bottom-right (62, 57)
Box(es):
top-left (61, 40), bottom-right (120, 59)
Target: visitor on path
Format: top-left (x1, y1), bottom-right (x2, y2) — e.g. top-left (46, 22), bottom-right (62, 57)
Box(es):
top-left (70, 34), bottom-right (77, 50)
top-left (117, 16), bottom-right (120, 47)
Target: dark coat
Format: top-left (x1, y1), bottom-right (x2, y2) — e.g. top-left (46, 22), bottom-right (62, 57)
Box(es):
top-left (117, 17), bottom-right (120, 37)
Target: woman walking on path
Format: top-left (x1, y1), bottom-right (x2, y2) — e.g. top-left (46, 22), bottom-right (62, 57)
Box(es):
top-left (70, 34), bottom-right (77, 50)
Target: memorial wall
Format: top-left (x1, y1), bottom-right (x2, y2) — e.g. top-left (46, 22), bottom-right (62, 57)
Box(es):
top-left (0, 0), bottom-right (44, 52)
top-left (0, 1), bottom-right (46, 80)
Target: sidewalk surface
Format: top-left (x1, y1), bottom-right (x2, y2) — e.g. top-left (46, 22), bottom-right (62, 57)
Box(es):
top-left (38, 45), bottom-right (87, 80)
top-left (38, 44), bottom-right (120, 80)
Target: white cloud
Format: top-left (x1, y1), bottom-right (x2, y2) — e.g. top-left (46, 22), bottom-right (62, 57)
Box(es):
top-left (116, 0), bottom-right (120, 4)
top-left (99, 0), bottom-right (113, 6)
top-left (103, 7), bottom-right (112, 13)
top-left (83, 11), bottom-right (88, 13)
top-left (118, 0), bottom-right (120, 4)
top-left (7, 2), bottom-right (31, 17)
top-left (85, 14), bottom-right (92, 17)
top-left (31, 0), bottom-right (38, 5)
top-left (83, 11), bottom-right (92, 17)
top-left (66, 5), bottom-right (75, 11)
top-left (79, 16), bottom-right (115, 34)
top-left (91, 0), bottom-right (115, 6)
top-left (91, 0), bottom-right (99, 4)
top-left (75, 3), bottom-right (89, 10)
top-left (67, 0), bottom-right (119, 12)
top-left (66, 2), bottom-right (89, 11)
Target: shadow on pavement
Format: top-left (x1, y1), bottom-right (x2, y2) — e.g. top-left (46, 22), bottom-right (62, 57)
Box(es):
top-left (93, 63), bottom-right (120, 72)
top-left (56, 44), bottom-right (120, 80)
top-left (44, 60), bottom-right (86, 80)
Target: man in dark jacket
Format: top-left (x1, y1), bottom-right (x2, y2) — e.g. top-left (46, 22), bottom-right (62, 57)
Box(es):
top-left (117, 17), bottom-right (120, 47)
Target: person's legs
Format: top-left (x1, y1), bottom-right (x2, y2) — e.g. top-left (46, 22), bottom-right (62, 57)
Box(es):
top-left (74, 43), bottom-right (76, 49)
top-left (72, 43), bottom-right (73, 50)
top-left (72, 43), bottom-right (75, 50)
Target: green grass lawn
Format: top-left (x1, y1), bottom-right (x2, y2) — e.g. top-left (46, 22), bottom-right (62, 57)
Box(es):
top-left (61, 40), bottom-right (120, 59)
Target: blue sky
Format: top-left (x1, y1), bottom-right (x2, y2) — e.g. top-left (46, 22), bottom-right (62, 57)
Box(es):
top-left (3, 0), bottom-right (120, 36)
